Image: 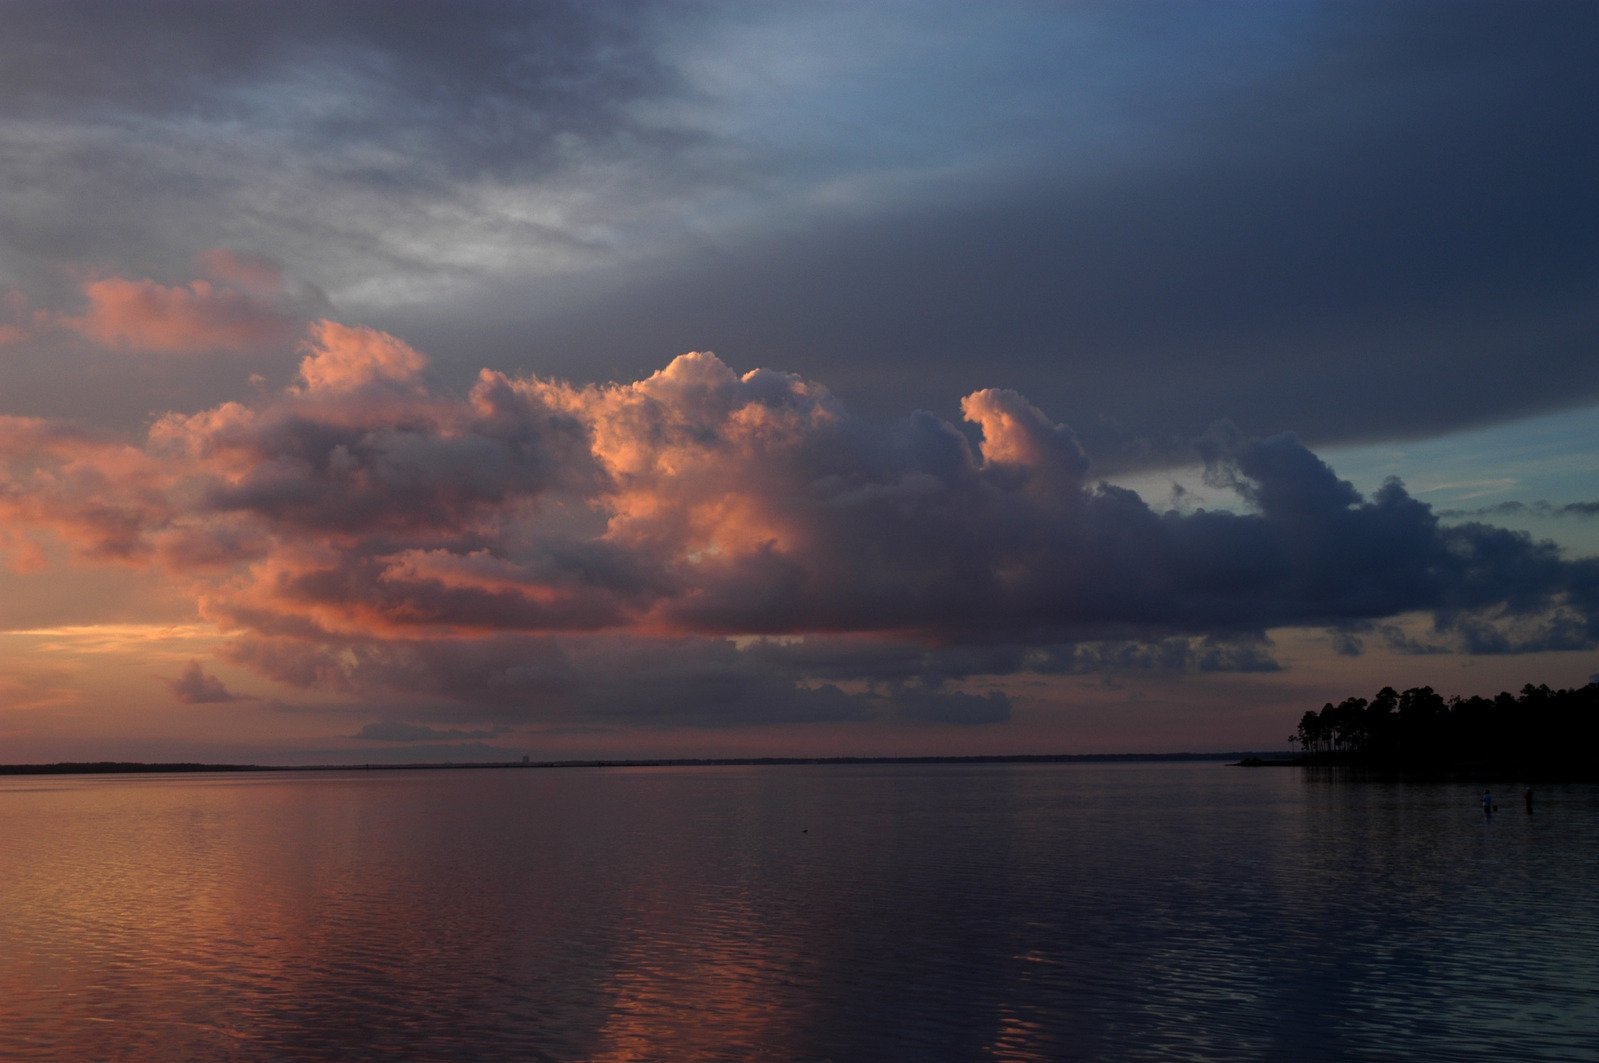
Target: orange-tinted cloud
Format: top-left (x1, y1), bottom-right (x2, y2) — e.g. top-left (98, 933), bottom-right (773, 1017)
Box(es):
top-left (50, 250), bottom-right (323, 360)
top-left (4, 254), bottom-right (329, 373)
top-left (295, 320), bottom-right (429, 393)
top-left (960, 387), bottom-right (1088, 501)
top-left (3, 337), bottom-right (1596, 729)
top-left (0, 289), bottom-right (42, 346)
top-left (193, 248), bottom-right (287, 294)
top-left (0, 415), bottom-right (175, 563)
top-left (64, 276), bottom-right (297, 354)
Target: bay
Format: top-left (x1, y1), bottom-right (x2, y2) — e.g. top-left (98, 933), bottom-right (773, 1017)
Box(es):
top-left (2, 762), bottom-right (1596, 1061)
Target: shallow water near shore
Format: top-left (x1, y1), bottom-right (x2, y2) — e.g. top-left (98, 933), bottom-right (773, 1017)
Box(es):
top-left (3, 761), bottom-right (1596, 1060)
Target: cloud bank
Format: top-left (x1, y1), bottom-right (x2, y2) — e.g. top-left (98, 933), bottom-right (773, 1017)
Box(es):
top-left (3, 3), bottom-right (1595, 464)
top-left (4, 297), bottom-right (1596, 729)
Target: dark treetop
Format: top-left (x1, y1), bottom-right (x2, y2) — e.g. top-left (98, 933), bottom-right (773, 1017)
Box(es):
top-left (1284, 682), bottom-right (1599, 777)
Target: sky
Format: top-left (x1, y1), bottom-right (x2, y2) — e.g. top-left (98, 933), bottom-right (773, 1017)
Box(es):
top-left (2, 0), bottom-right (1597, 765)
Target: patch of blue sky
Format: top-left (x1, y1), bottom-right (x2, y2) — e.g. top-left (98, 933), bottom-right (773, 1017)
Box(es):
top-left (1106, 404), bottom-right (1599, 559)
top-left (1322, 404), bottom-right (1599, 558)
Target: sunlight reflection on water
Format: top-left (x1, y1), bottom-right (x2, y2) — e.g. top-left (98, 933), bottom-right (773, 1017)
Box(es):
top-left (2, 763), bottom-right (1596, 1060)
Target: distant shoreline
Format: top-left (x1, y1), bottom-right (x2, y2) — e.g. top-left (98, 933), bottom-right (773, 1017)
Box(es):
top-left (1237, 752), bottom-right (1599, 782)
top-left (0, 752), bottom-right (1269, 777)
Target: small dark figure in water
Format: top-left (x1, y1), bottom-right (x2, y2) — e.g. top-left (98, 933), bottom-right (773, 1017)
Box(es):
top-left (1482, 789), bottom-right (1494, 815)
top-left (1525, 786), bottom-right (1534, 813)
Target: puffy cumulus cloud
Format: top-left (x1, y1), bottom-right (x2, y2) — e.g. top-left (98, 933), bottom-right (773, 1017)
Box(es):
top-left (4, 340), bottom-right (1598, 730)
top-left (294, 321), bottom-right (429, 393)
top-left (961, 388), bottom-right (1089, 499)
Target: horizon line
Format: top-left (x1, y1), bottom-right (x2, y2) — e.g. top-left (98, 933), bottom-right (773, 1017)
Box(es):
top-left (0, 751), bottom-right (1287, 777)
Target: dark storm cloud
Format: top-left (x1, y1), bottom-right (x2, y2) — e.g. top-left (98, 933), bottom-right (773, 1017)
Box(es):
top-left (1189, 429), bottom-right (1599, 646)
top-left (1328, 621), bottom-right (1450, 658)
top-left (408, 1), bottom-right (1599, 466)
top-left (1039, 636), bottom-right (1283, 676)
top-left (741, 632), bottom-right (1283, 685)
top-left (7, 2), bottom-right (1595, 464)
top-left (0, 0), bottom-right (690, 300)
top-left (0, 0), bottom-right (670, 177)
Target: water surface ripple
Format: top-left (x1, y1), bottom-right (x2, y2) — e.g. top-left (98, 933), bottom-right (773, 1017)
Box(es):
top-left (2, 763), bottom-right (1595, 1060)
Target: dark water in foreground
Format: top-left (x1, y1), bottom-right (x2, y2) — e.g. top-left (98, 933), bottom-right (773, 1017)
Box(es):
top-left (2, 762), bottom-right (1596, 1061)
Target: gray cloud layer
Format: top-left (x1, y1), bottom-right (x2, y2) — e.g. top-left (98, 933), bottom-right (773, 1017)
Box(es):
top-left (3, 2), bottom-right (1596, 464)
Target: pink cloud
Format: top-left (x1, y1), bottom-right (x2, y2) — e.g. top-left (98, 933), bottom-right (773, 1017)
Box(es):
top-left (63, 275), bottom-right (297, 354)
top-left (0, 415), bottom-right (176, 562)
top-left (0, 289), bottom-right (40, 346)
top-left (295, 320), bottom-right (429, 393)
top-left (194, 249), bottom-right (287, 294)
top-left (961, 388), bottom-right (1087, 480)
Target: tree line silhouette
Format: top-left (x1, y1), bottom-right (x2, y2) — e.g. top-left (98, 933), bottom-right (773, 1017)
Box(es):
top-left (1289, 682), bottom-right (1599, 775)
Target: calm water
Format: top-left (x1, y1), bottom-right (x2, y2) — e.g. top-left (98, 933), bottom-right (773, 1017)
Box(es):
top-left (2, 762), bottom-right (1596, 1061)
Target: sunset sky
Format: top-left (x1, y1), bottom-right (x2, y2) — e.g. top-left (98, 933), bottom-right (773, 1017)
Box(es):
top-left (2, 1), bottom-right (1597, 765)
